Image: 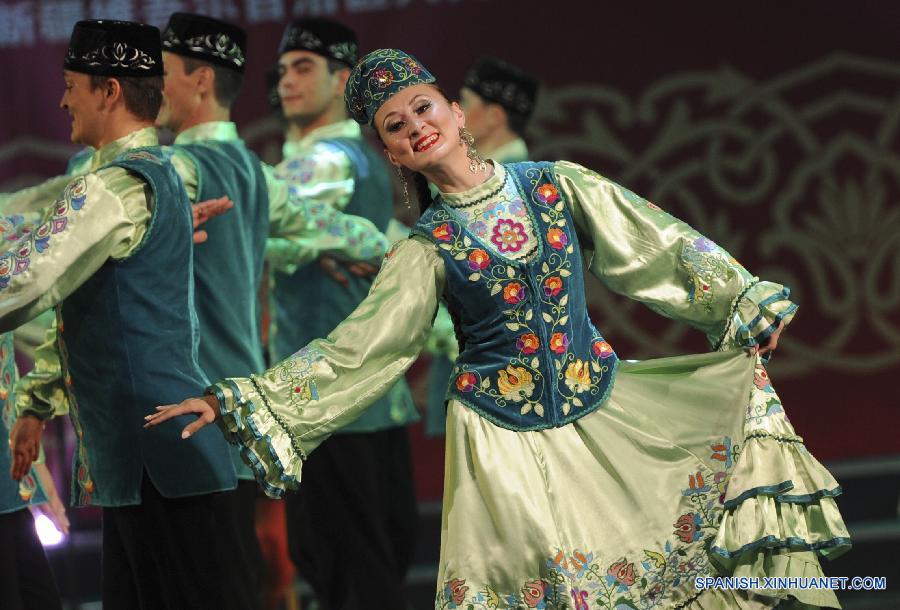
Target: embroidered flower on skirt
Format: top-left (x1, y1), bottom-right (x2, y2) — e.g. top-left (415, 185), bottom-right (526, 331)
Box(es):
top-left (491, 218), bottom-right (528, 253)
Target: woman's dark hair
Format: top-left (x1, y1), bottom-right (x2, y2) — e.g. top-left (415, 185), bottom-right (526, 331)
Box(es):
top-left (373, 83), bottom-right (453, 216)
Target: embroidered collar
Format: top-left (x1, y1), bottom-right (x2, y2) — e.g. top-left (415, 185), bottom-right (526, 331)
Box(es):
top-left (440, 162), bottom-right (506, 209)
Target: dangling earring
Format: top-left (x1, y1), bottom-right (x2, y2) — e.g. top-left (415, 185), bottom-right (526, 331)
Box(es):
top-left (459, 127), bottom-right (487, 174)
top-left (396, 165), bottom-right (411, 210)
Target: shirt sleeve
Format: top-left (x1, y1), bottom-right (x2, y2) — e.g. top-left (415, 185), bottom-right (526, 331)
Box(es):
top-left (169, 148), bottom-right (200, 204)
top-left (554, 161), bottom-right (797, 350)
top-left (0, 168), bottom-right (151, 332)
top-left (263, 162), bottom-right (389, 272)
top-left (0, 174), bottom-right (76, 217)
top-left (277, 142), bottom-right (356, 210)
top-left (208, 237), bottom-right (444, 497)
top-left (14, 319), bottom-right (68, 420)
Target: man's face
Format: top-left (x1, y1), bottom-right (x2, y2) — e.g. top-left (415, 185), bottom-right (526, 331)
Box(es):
top-left (277, 50), bottom-right (341, 123)
top-left (60, 70), bottom-right (107, 147)
top-left (158, 52), bottom-right (197, 133)
top-left (459, 87), bottom-right (492, 143)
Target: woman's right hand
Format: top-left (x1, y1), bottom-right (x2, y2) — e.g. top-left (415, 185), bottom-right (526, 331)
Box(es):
top-left (143, 395), bottom-right (220, 439)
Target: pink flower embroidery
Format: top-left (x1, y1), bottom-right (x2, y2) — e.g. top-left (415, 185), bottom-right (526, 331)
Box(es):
top-left (607, 558), bottom-right (636, 586)
top-left (491, 218), bottom-right (528, 253)
top-left (522, 580), bottom-right (545, 607)
top-left (446, 578), bottom-right (468, 604)
top-left (674, 512), bottom-right (703, 543)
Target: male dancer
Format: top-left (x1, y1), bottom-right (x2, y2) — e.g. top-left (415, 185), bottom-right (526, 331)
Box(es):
top-left (4, 20), bottom-right (251, 609)
top-left (155, 14), bottom-right (390, 597)
top-left (270, 18), bottom-right (419, 609)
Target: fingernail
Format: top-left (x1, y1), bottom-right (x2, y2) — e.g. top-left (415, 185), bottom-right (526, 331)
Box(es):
top-left (181, 430), bottom-right (191, 439)
top-left (144, 415), bottom-right (153, 420)
top-left (156, 406), bottom-right (165, 410)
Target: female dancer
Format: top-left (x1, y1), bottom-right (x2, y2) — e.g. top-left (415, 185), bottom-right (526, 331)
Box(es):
top-left (147, 50), bottom-right (849, 609)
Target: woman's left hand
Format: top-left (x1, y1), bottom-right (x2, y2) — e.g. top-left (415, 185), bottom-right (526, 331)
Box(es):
top-left (144, 395), bottom-right (220, 439)
top-left (757, 321), bottom-right (785, 357)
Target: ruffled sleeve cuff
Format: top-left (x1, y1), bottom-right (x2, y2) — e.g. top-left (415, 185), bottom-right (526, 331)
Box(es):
top-left (714, 281), bottom-right (798, 352)
top-left (208, 378), bottom-right (306, 499)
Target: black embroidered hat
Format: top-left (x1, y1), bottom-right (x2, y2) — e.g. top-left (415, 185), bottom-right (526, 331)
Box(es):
top-left (161, 12), bottom-right (247, 73)
top-left (277, 18), bottom-right (358, 68)
top-left (463, 57), bottom-right (539, 121)
top-left (64, 20), bottom-right (163, 77)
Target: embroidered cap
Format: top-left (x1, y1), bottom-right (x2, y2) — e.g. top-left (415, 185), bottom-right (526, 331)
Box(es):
top-left (278, 18), bottom-right (358, 68)
top-left (161, 12), bottom-right (247, 72)
top-left (463, 56), bottom-right (539, 121)
top-left (64, 20), bottom-right (163, 77)
top-left (345, 48), bottom-right (436, 125)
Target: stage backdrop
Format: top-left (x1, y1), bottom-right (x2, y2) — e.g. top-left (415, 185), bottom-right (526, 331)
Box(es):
top-left (1, 1), bottom-right (898, 492)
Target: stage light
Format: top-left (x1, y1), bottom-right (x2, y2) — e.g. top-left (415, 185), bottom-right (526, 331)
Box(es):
top-left (34, 513), bottom-right (65, 547)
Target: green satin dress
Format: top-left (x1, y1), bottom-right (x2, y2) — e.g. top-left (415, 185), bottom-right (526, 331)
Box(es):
top-left (211, 161), bottom-right (849, 609)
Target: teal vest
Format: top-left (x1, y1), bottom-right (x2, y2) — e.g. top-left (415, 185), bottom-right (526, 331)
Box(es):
top-left (272, 137), bottom-right (416, 432)
top-left (59, 147), bottom-right (236, 507)
top-left (0, 333), bottom-right (47, 514)
top-left (175, 140), bottom-right (269, 480)
top-left (412, 162), bottom-right (619, 431)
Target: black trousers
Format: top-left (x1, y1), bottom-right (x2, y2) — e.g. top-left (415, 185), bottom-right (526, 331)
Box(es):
top-left (285, 427), bottom-right (417, 610)
top-left (101, 473), bottom-right (260, 610)
top-left (220, 479), bottom-right (263, 596)
top-left (0, 508), bottom-right (62, 610)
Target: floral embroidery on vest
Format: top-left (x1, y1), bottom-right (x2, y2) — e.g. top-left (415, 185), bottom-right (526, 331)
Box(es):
top-left (54, 308), bottom-right (95, 504)
top-left (412, 163), bottom-right (618, 431)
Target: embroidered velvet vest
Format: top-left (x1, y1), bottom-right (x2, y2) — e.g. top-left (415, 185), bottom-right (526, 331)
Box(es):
top-left (272, 137), bottom-right (416, 433)
top-left (176, 141), bottom-right (269, 385)
top-left (412, 162), bottom-right (619, 431)
top-left (176, 140), bottom-right (270, 480)
top-left (59, 147), bottom-right (236, 507)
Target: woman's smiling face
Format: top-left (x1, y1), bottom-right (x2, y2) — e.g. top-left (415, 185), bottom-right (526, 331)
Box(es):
top-left (374, 83), bottom-right (466, 173)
